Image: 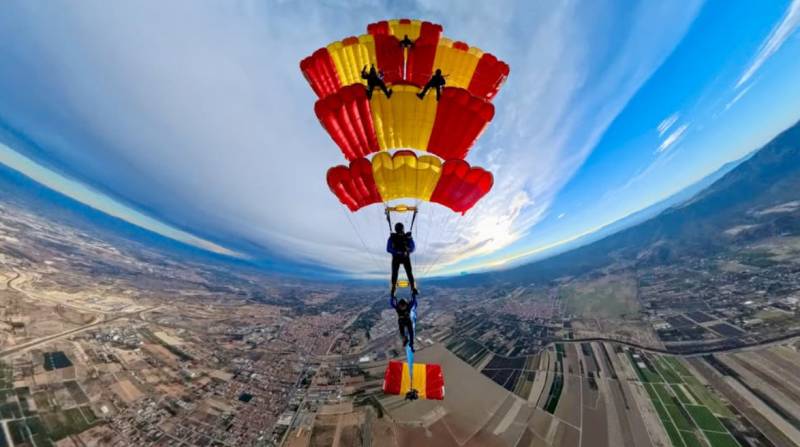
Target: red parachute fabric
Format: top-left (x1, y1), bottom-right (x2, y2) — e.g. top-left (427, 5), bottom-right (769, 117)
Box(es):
top-left (300, 48), bottom-right (342, 98)
top-left (425, 364), bottom-right (445, 400)
top-left (366, 20), bottom-right (390, 36)
top-left (418, 22), bottom-right (443, 43)
top-left (468, 53), bottom-right (510, 101)
top-left (374, 34), bottom-right (404, 84)
top-left (430, 160), bottom-right (493, 214)
top-left (382, 360), bottom-right (403, 395)
top-left (326, 158), bottom-right (382, 212)
top-left (314, 84), bottom-right (380, 160)
top-left (406, 41), bottom-right (438, 87)
top-left (428, 88), bottom-right (494, 159)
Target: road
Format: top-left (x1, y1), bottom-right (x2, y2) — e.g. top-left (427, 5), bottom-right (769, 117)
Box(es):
top-left (0, 306), bottom-right (161, 359)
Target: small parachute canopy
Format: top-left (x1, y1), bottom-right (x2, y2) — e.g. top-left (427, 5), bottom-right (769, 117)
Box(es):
top-left (383, 360), bottom-right (445, 400)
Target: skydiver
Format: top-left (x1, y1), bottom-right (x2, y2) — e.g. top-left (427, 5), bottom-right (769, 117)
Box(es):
top-left (390, 294), bottom-right (417, 352)
top-left (416, 68), bottom-right (446, 101)
top-left (399, 34), bottom-right (414, 49)
top-left (387, 222), bottom-right (418, 298)
top-left (361, 64), bottom-right (393, 100)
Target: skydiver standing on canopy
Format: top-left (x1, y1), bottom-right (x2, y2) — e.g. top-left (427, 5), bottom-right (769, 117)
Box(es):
top-left (361, 64), bottom-right (392, 100)
top-left (387, 222), bottom-right (418, 298)
top-left (399, 34), bottom-right (414, 49)
top-left (417, 68), bottom-right (446, 101)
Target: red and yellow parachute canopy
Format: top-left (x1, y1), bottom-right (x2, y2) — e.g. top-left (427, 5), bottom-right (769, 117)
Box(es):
top-left (300, 19), bottom-right (508, 215)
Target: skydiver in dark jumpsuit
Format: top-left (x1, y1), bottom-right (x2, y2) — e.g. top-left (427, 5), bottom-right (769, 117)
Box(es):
top-left (417, 68), bottom-right (446, 101)
top-left (390, 294), bottom-right (417, 352)
top-left (387, 222), bottom-right (418, 298)
top-left (361, 64), bottom-right (392, 100)
top-left (399, 34), bottom-right (414, 49)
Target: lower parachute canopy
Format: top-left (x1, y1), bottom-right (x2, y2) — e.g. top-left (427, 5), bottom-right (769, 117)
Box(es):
top-left (383, 360), bottom-right (445, 400)
top-left (326, 150), bottom-right (493, 213)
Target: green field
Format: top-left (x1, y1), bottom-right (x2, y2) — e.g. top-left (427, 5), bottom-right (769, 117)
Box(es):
top-left (41, 407), bottom-right (97, 441)
top-left (686, 405), bottom-right (727, 432)
top-left (671, 384), bottom-right (693, 405)
top-left (704, 431), bottom-right (740, 447)
top-left (659, 359), bottom-right (685, 383)
top-left (679, 430), bottom-right (705, 447)
top-left (663, 421), bottom-right (686, 447)
top-left (628, 351), bottom-right (739, 447)
top-left (665, 403), bottom-right (694, 431)
top-left (686, 384), bottom-right (735, 418)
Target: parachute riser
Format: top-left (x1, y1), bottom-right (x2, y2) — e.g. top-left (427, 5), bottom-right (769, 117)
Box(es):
top-left (385, 205), bottom-right (419, 233)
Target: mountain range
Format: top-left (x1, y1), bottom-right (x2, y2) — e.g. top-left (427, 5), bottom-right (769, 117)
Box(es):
top-left (448, 119), bottom-right (800, 286)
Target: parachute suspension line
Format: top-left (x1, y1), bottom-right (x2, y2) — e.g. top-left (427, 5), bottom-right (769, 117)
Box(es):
top-left (419, 205), bottom-right (463, 277)
top-left (409, 208), bottom-right (418, 233)
top-left (420, 206), bottom-right (482, 278)
top-left (419, 216), bottom-right (456, 278)
top-left (384, 208), bottom-right (393, 232)
top-left (417, 202), bottom-right (440, 275)
top-left (339, 205), bottom-right (383, 272)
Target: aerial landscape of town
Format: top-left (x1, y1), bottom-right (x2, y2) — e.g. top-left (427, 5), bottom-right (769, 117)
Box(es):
top-left (0, 120), bottom-right (799, 447)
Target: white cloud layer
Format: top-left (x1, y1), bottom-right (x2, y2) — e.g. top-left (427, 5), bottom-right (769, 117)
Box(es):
top-left (736, 0), bottom-right (800, 88)
top-left (658, 124), bottom-right (689, 153)
top-left (0, 0), bottom-right (702, 277)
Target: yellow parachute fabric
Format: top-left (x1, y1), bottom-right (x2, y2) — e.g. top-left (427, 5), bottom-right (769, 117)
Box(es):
top-left (433, 38), bottom-right (484, 89)
top-left (370, 85), bottom-right (438, 151)
top-left (372, 151), bottom-right (442, 202)
top-left (388, 19), bottom-right (422, 41)
top-left (327, 35), bottom-right (377, 86)
top-left (399, 362), bottom-right (429, 399)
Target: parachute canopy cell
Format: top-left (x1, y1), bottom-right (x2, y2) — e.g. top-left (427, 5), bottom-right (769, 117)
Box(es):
top-left (315, 85), bottom-right (494, 161)
top-left (431, 159), bottom-right (494, 214)
top-left (326, 158), bottom-right (382, 212)
top-left (383, 360), bottom-right (445, 400)
top-left (326, 151), bottom-right (492, 214)
top-left (372, 150), bottom-right (442, 202)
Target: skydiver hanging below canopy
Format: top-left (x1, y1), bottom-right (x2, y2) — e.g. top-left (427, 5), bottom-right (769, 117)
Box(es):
top-left (387, 222), bottom-right (418, 298)
top-left (390, 293), bottom-right (417, 353)
top-left (361, 64), bottom-right (393, 100)
top-left (399, 34), bottom-right (414, 49)
top-left (417, 68), bottom-right (447, 101)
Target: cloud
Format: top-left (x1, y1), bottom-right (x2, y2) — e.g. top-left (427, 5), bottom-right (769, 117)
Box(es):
top-left (736, 0), bottom-right (800, 88)
top-left (657, 124), bottom-right (689, 153)
top-left (724, 82), bottom-right (755, 111)
top-left (0, 140), bottom-right (240, 257)
top-left (657, 112), bottom-right (680, 137)
top-left (557, 213), bottom-right (566, 220)
top-left (0, 0), bottom-right (702, 277)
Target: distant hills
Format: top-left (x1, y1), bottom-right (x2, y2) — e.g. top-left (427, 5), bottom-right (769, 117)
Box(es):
top-left (452, 120), bottom-right (800, 285)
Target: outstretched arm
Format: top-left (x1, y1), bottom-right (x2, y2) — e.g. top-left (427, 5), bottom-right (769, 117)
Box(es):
top-left (389, 295), bottom-right (397, 309)
top-left (409, 295), bottom-right (417, 310)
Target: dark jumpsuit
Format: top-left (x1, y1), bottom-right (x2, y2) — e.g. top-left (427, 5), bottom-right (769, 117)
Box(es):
top-left (390, 295), bottom-right (417, 349)
top-left (418, 71), bottom-right (446, 101)
top-left (386, 232), bottom-right (416, 294)
top-left (361, 66), bottom-right (392, 99)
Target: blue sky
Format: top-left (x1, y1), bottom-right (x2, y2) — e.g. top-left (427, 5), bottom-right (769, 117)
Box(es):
top-left (0, 0), bottom-right (799, 279)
